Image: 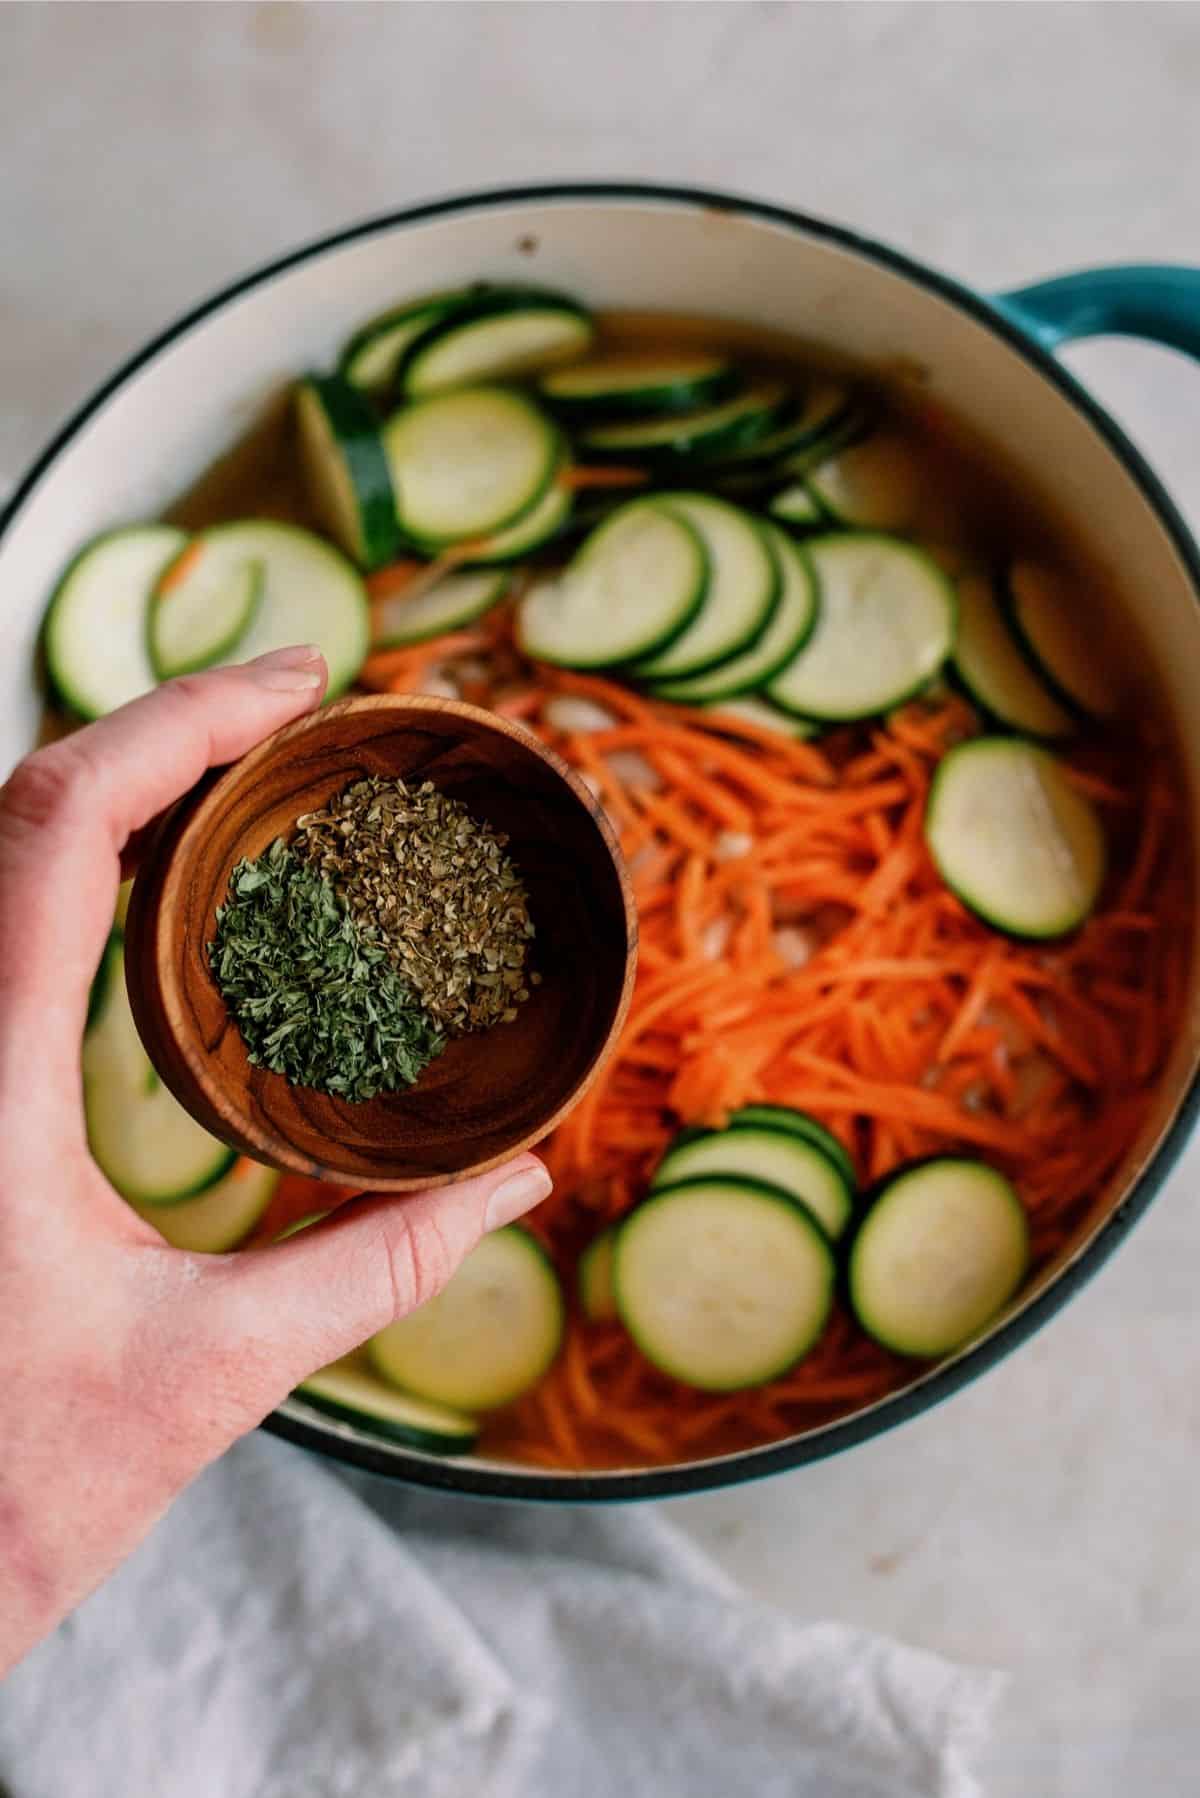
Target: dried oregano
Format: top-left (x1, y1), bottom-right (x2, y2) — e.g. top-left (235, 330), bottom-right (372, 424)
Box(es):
top-left (209, 839), bottom-right (444, 1102)
top-left (294, 776), bottom-right (535, 1035)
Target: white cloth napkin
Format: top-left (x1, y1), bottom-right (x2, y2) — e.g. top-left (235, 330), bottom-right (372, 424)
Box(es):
top-left (0, 1432), bottom-right (1002, 1798)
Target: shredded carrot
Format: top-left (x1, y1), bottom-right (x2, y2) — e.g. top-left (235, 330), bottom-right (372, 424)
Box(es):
top-left (341, 604), bottom-right (1190, 1472)
top-left (156, 538), bottom-right (204, 593)
top-left (557, 464), bottom-right (651, 491)
top-left (364, 560), bottom-right (428, 602)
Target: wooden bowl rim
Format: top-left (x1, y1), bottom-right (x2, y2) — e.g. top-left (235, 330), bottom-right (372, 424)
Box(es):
top-left (140, 692), bottom-right (637, 1189)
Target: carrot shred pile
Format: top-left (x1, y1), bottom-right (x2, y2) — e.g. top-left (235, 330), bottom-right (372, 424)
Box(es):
top-left (272, 607), bottom-right (1191, 1471)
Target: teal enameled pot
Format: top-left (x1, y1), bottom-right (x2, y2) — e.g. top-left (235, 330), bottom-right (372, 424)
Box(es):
top-left (2, 185), bottom-right (1198, 1499)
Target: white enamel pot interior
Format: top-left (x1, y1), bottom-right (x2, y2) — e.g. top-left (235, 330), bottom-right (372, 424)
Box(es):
top-left (3, 186), bottom-right (1198, 1499)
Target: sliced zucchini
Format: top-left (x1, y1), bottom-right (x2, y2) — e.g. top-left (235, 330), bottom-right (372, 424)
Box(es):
top-left (540, 349), bottom-right (737, 419)
top-left (805, 432), bottom-right (921, 532)
top-left (373, 568), bottom-right (510, 649)
top-left (578, 1227), bottom-right (617, 1321)
top-left (716, 381), bottom-right (869, 470)
top-left (848, 1158), bottom-right (1029, 1358)
top-left (462, 472), bottom-right (573, 563)
top-left (130, 1160), bottom-right (278, 1252)
top-left (383, 386), bottom-right (559, 547)
top-left (925, 737), bottom-right (1106, 938)
top-left (631, 494), bottom-right (778, 682)
top-left (770, 483), bottom-right (824, 528)
top-left (613, 1178), bottom-right (835, 1391)
top-left (274, 1210), bottom-right (330, 1241)
top-left (298, 1362), bottom-right (480, 1453)
top-left (149, 548), bottom-right (262, 680)
top-left (156, 521), bottom-right (369, 697)
top-left (578, 380), bottom-right (790, 464)
top-left (729, 1104), bottom-right (857, 1193)
top-left (398, 288), bottom-right (594, 397)
top-left (778, 383), bottom-right (873, 473)
top-left (43, 525), bottom-right (187, 718)
top-left (368, 1227), bottom-right (564, 1411)
top-left (113, 878), bottom-right (134, 932)
top-left (698, 696), bottom-right (819, 741)
top-left (953, 573), bottom-right (1075, 738)
top-left (652, 1125), bottom-right (853, 1239)
top-left (1007, 562), bottom-right (1119, 720)
top-left (295, 375), bottom-right (400, 570)
top-left (339, 288), bottom-right (474, 394)
top-left (768, 534), bottom-right (955, 721)
top-left (648, 525), bottom-right (816, 702)
top-left (518, 499), bottom-right (706, 668)
top-left (84, 933), bottom-right (235, 1204)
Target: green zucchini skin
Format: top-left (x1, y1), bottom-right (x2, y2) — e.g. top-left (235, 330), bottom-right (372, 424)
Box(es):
top-left (395, 288), bottom-right (595, 399)
top-left (295, 374), bottom-right (401, 570)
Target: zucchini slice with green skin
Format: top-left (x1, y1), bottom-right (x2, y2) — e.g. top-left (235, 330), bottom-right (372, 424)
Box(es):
top-left (149, 549), bottom-right (263, 680)
top-left (768, 534), bottom-right (956, 722)
top-left (715, 382), bottom-right (868, 471)
top-left (540, 349), bottom-right (738, 419)
top-left (517, 500), bottom-right (707, 668)
top-left (577, 1227), bottom-right (618, 1321)
top-left (298, 1363), bottom-right (480, 1453)
top-left (130, 1160), bottom-right (279, 1252)
top-left (952, 572), bottom-right (1076, 739)
top-left (1006, 562), bottom-right (1120, 721)
top-left (925, 737), bottom-right (1105, 938)
top-left (769, 483), bottom-right (824, 528)
top-left (383, 386), bottom-right (560, 547)
top-left (156, 520), bottom-right (369, 698)
top-left (647, 524), bottom-right (816, 702)
top-left (729, 1104), bottom-right (857, 1193)
top-left (339, 288), bottom-right (475, 394)
top-left (698, 696), bottom-right (818, 741)
top-left (848, 1158), bottom-right (1029, 1358)
top-left (461, 473), bottom-right (573, 564)
top-left (84, 933), bottom-right (236, 1204)
top-left (777, 383), bottom-right (873, 474)
top-left (43, 524), bottom-right (187, 718)
top-left (803, 432), bottom-right (922, 532)
top-left (632, 494), bottom-right (778, 682)
top-left (613, 1178), bottom-right (835, 1391)
top-left (373, 568), bottom-right (510, 649)
top-left (652, 1126), bottom-right (853, 1240)
top-left (295, 375), bottom-right (401, 570)
top-left (273, 1210), bottom-right (330, 1241)
top-left (577, 380), bottom-right (791, 464)
top-left (397, 287), bottom-right (594, 398)
top-left (368, 1227), bottom-right (564, 1411)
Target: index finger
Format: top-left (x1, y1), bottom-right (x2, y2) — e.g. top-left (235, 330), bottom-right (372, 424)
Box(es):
top-left (0, 648), bottom-right (327, 1070)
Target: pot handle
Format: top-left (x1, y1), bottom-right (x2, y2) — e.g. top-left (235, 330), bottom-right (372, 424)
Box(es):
top-left (995, 265), bottom-right (1200, 361)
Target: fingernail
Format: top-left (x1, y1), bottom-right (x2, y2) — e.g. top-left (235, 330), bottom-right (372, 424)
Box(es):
top-left (251, 667), bottom-right (324, 693)
top-left (249, 644), bottom-right (323, 671)
top-left (485, 1160), bottom-right (553, 1231)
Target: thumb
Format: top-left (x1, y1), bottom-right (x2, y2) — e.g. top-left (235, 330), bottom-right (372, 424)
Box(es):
top-left (202, 1154), bottom-right (554, 1416)
top-left (0, 646), bottom-right (327, 1080)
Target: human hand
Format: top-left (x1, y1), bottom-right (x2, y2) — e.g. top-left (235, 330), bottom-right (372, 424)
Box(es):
top-left (0, 647), bottom-right (552, 1672)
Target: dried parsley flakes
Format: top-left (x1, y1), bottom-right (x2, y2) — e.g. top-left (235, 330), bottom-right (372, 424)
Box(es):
top-left (294, 776), bottom-right (535, 1036)
top-left (209, 838), bottom-right (444, 1102)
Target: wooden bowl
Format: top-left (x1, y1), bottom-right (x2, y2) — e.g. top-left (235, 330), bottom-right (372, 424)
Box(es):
top-left (124, 695), bottom-right (637, 1190)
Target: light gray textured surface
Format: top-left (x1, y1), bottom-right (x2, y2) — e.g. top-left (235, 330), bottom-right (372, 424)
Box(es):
top-left (3, 6), bottom-right (1200, 1794)
top-left (0, 1434), bottom-right (1002, 1798)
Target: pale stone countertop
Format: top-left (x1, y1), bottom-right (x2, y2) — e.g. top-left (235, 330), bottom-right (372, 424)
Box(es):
top-left (3, 5), bottom-right (1200, 1792)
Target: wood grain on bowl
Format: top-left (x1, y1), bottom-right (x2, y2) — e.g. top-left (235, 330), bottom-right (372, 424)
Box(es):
top-left (124, 696), bottom-right (636, 1189)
